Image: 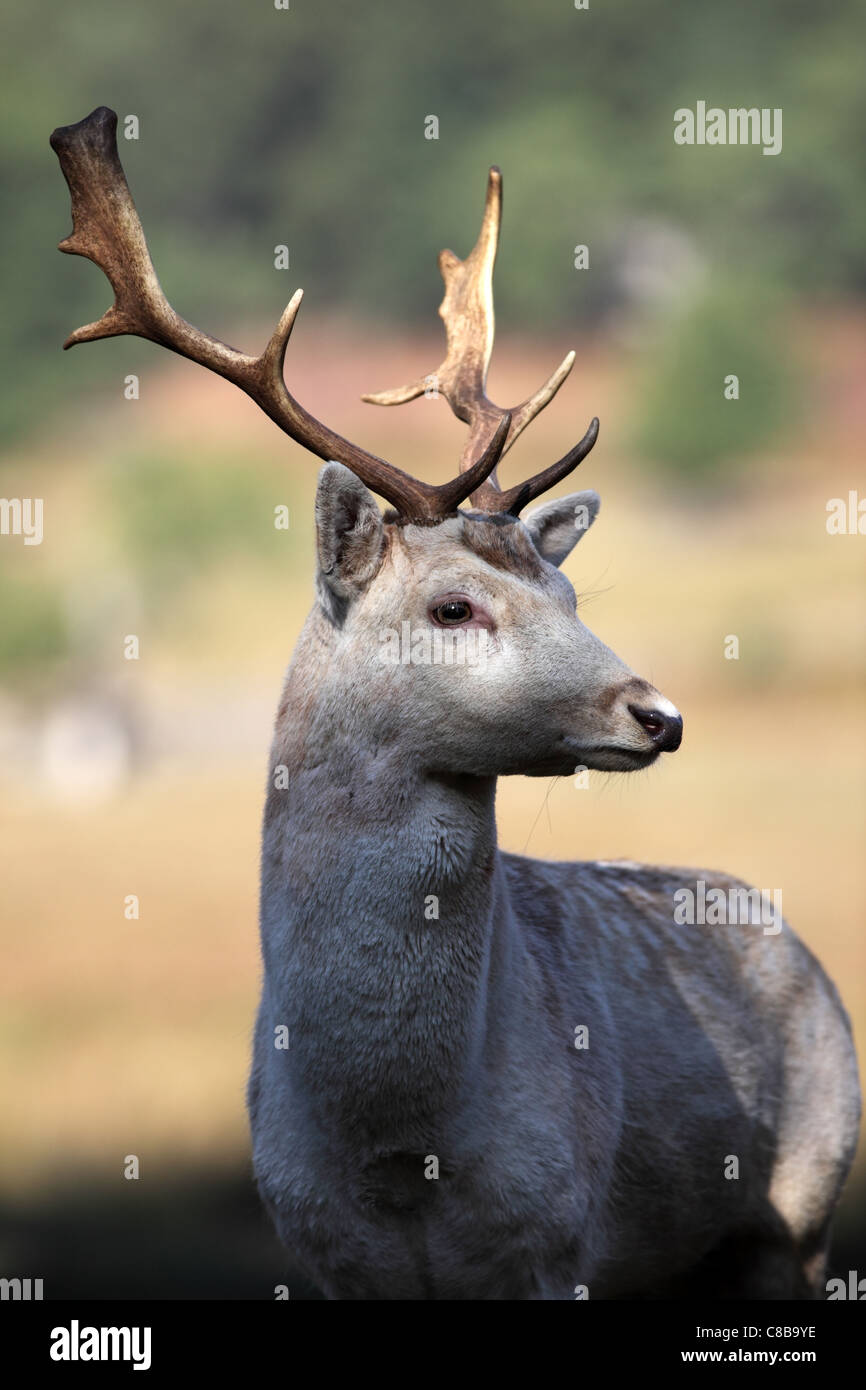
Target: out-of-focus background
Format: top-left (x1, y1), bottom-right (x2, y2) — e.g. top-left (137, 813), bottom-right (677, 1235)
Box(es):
top-left (1, 0), bottom-right (864, 1297)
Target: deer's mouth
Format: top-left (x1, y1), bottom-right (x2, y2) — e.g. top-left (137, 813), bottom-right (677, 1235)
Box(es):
top-left (518, 742), bottom-right (660, 777)
top-left (558, 738), bottom-right (661, 773)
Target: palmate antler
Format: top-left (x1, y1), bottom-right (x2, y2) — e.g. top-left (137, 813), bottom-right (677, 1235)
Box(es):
top-left (49, 106), bottom-right (508, 521)
top-left (363, 167), bottom-right (599, 515)
top-left (51, 109), bottom-right (595, 520)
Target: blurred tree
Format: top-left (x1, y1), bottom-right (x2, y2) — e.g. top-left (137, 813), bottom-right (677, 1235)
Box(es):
top-left (630, 283), bottom-right (795, 485)
top-left (0, 570), bottom-right (68, 686)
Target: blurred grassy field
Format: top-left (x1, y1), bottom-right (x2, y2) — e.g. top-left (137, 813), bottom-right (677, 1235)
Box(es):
top-left (1, 318), bottom-right (864, 1258)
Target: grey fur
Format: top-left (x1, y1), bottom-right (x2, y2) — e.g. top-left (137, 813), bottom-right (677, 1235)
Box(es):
top-left (248, 467), bottom-right (860, 1300)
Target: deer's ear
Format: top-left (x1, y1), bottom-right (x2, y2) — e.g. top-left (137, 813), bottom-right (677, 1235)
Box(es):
top-left (315, 463), bottom-right (386, 601)
top-left (522, 490), bottom-right (600, 568)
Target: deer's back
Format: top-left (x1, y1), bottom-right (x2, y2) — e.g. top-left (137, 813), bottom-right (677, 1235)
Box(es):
top-left (501, 851), bottom-right (860, 1291)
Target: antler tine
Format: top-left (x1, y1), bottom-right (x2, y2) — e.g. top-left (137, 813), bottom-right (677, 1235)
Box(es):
top-left (50, 106), bottom-right (500, 521)
top-left (495, 417), bottom-right (599, 516)
top-left (363, 167), bottom-right (592, 512)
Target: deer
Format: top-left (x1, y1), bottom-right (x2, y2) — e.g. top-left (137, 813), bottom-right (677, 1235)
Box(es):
top-left (52, 107), bottom-right (860, 1300)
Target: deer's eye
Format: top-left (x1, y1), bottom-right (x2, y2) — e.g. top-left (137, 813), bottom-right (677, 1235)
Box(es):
top-left (431, 599), bottom-right (473, 626)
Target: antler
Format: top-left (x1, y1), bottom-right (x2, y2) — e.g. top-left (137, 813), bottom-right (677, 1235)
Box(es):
top-left (49, 107), bottom-right (508, 521)
top-left (363, 167), bottom-right (598, 515)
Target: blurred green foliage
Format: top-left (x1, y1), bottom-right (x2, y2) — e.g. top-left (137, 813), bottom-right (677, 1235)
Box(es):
top-left (0, 451), bottom-right (305, 685)
top-left (109, 450), bottom-right (303, 594)
top-left (632, 284), bottom-right (793, 480)
top-left (0, 571), bottom-right (68, 684)
top-left (2, 0), bottom-right (863, 441)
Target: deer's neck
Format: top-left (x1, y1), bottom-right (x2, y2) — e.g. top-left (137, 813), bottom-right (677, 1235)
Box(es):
top-left (259, 610), bottom-right (513, 1141)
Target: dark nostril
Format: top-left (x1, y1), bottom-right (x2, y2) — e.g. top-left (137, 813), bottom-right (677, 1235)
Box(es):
top-left (628, 703), bottom-right (683, 752)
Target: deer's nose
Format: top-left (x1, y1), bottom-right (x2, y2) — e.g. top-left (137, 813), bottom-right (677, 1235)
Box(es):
top-left (628, 702), bottom-right (683, 752)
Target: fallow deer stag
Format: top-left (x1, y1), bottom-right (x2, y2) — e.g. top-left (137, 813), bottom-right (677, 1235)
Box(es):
top-left (52, 108), bottom-right (860, 1300)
